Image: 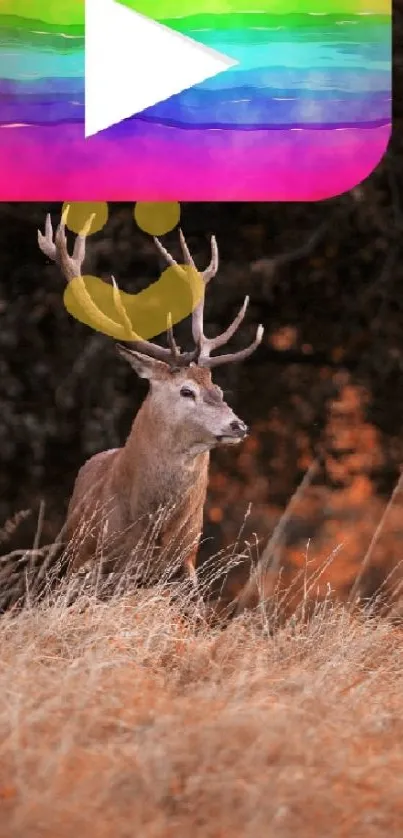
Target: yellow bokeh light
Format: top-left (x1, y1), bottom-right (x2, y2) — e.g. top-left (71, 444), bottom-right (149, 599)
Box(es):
top-left (59, 200), bottom-right (201, 341)
top-left (134, 202), bottom-right (181, 237)
top-left (64, 264), bottom-right (203, 341)
top-left (61, 201), bottom-right (109, 236)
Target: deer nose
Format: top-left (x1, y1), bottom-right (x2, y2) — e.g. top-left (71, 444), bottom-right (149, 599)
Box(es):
top-left (230, 419), bottom-right (248, 436)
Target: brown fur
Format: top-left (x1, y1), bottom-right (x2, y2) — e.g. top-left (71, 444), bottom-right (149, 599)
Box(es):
top-left (37, 216), bottom-right (262, 592)
top-left (64, 357), bottom-right (247, 587)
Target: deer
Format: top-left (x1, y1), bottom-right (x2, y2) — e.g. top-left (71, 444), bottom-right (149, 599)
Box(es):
top-left (37, 211), bottom-right (264, 599)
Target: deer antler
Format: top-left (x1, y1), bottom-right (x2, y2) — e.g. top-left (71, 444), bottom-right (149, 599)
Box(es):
top-left (38, 208), bottom-right (197, 367)
top-left (38, 209), bottom-right (263, 369)
top-left (153, 229), bottom-right (264, 368)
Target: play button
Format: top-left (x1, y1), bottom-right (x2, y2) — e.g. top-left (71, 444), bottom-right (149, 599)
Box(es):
top-left (85, 0), bottom-right (238, 137)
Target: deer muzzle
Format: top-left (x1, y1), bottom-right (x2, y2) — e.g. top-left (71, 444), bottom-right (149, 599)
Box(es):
top-left (215, 419), bottom-right (248, 445)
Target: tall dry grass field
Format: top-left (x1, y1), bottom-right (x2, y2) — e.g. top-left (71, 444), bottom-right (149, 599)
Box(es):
top-left (1, 580), bottom-right (403, 837)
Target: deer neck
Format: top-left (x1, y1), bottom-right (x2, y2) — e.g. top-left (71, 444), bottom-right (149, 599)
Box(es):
top-left (122, 397), bottom-right (209, 513)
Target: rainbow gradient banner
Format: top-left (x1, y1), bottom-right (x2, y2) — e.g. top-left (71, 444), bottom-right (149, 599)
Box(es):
top-left (0, 0), bottom-right (391, 200)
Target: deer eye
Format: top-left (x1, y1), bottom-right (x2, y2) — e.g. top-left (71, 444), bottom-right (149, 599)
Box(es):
top-left (180, 386), bottom-right (196, 400)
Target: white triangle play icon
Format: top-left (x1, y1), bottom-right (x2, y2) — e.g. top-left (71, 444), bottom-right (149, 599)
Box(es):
top-left (85, 0), bottom-right (238, 137)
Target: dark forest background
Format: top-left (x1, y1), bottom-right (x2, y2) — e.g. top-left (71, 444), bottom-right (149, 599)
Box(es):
top-left (0, 10), bottom-right (401, 613)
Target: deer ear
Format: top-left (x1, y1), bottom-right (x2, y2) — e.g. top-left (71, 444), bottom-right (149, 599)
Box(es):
top-left (116, 345), bottom-right (169, 380)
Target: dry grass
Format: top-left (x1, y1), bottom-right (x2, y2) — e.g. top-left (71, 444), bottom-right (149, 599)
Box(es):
top-left (1, 583), bottom-right (403, 838)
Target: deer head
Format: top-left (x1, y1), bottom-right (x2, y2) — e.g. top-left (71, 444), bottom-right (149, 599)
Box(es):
top-left (38, 210), bottom-right (264, 455)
